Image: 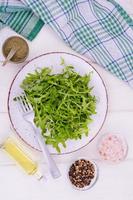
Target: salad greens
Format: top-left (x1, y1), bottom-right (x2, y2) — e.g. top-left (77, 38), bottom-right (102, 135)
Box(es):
top-left (20, 60), bottom-right (97, 152)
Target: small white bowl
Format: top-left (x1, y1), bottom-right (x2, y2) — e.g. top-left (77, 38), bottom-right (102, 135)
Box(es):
top-left (97, 133), bottom-right (128, 164)
top-left (68, 158), bottom-right (98, 191)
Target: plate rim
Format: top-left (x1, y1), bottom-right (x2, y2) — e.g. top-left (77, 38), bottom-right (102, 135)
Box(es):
top-left (7, 52), bottom-right (108, 155)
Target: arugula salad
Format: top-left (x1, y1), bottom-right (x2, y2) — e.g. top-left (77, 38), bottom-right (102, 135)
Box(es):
top-left (20, 60), bottom-right (97, 152)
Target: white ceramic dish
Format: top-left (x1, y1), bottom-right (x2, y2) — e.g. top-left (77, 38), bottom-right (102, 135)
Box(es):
top-left (8, 52), bottom-right (108, 154)
top-left (68, 159), bottom-right (98, 191)
top-left (97, 133), bottom-right (128, 164)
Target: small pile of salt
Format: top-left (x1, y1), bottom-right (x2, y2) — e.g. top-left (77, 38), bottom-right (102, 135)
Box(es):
top-left (98, 134), bottom-right (128, 163)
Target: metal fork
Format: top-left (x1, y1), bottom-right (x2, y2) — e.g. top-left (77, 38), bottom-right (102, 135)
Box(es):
top-left (16, 94), bottom-right (61, 179)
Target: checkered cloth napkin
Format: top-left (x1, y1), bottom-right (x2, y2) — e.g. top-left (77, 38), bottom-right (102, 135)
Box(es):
top-left (0, 0), bottom-right (133, 87)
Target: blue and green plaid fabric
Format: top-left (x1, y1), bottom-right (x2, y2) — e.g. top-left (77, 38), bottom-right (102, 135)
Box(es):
top-left (0, 0), bottom-right (133, 87)
top-left (0, 0), bottom-right (44, 40)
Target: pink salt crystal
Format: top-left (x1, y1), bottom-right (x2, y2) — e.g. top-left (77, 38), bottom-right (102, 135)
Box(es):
top-left (98, 134), bottom-right (128, 163)
top-left (108, 137), bottom-right (112, 140)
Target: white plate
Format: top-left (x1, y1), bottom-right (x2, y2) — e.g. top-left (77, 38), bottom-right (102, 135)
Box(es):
top-left (8, 52), bottom-right (108, 154)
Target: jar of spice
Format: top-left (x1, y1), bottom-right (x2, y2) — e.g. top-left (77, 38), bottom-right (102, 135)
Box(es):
top-left (97, 134), bottom-right (128, 164)
top-left (2, 36), bottom-right (29, 65)
top-left (68, 158), bottom-right (98, 190)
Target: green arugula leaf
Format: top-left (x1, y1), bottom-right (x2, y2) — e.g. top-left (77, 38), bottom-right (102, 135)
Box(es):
top-left (20, 60), bottom-right (97, 152)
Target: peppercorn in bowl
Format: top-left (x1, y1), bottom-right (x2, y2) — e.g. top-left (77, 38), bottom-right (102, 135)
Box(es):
top-left (68, 159), bottom-right (98, 190)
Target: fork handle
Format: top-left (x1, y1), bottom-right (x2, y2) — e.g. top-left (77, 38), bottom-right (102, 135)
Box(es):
top-left (32, 125), bottom-right (61, 179)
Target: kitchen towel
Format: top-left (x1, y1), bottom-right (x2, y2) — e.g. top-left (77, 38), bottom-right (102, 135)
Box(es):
top-left (0, 0), bottom-right (44, 40)
top-left (0, 0), bottom-right (133, 87)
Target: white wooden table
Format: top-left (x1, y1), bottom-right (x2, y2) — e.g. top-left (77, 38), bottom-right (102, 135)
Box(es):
top-left (0, 1), bottom-right (133, 199)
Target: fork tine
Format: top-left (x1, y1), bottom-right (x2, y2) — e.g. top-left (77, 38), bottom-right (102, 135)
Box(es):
top-left (21, 95), bottom-right (29, 111)
top-left (22, 93), bottom-right (33, 111)
top-left (21, 96), bottom-right (29, 112)
top-left (16, 93), bottom-right (33, 113)
top-left (17, 96), bottom-right (26, 112)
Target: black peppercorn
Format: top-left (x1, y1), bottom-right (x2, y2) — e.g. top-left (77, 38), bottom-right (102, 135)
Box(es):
top-left (68, 159), bottom-right (97, 190)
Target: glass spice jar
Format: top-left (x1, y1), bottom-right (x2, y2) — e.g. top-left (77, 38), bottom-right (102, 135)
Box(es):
top-left (2, 36), bottom-right (29, 64)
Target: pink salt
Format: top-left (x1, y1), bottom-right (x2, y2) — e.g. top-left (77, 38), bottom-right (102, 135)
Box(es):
top-left (98, 134), bottom-right (127, 163)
